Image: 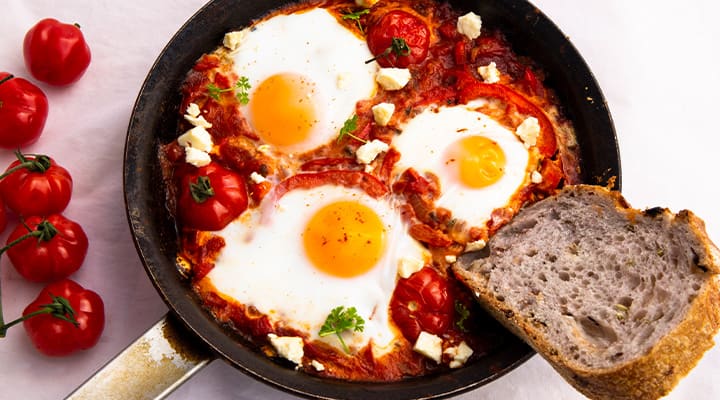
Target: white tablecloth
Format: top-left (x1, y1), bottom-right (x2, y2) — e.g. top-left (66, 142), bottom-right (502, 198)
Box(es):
top-left (0, 1), bottom-right (718, 399)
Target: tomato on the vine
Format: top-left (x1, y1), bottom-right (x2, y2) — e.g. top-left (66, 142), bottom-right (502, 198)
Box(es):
top-left (177, 162), bottom-right (249, 231)
top-left (4, 214), bottom-right (88, 283)
top-left (0, 72), bottom-right (49, 148)
top-left (23, 279), bottom-right (104, 356)
top-left (366, 10), bottom-right (430, 68)
top-left (390, 267), bottom-right (454, 342)
top-left (23, 18), bottom-right (91, 86)
top-left (0, 151), bottom-right (73, 217)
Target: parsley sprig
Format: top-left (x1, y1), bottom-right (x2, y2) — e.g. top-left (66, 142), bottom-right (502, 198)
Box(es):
top-left (336, 115), bottom-right (366, 144)
top-left (207, 76), bottom-right (251, 104)
top-left (341, 9), bottom-right (370, 32)
top-left (365, 37), bottom-right (411, 65)
top-left (319, 306), bottom-right (365, 353)
top-left (455, 301), bottom-right (470, 332)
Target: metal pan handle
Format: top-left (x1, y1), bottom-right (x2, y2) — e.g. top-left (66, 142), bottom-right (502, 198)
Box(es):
top-left (66, 313), bottom-right (215, 400)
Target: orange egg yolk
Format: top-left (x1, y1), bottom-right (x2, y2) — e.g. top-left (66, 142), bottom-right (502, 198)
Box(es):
top-left (446, 136), bottom-right (506, 188)
top-left (303, 201), bottom-right (385, 278)
top-left (249, 73), bottom-right (317, 148)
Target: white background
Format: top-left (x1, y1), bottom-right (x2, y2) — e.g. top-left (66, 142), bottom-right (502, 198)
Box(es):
top-left (1, 1), bottom-right (719, 399)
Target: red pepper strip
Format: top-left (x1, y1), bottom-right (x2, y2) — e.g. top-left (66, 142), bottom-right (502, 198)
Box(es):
top-left (454, 71), bottom-right (558, 156)
top-left (273, 170), bottom-right (388, 200)
top-left (378, 147), bottom-right (400, 183)
top-left (300, 157), bottom-right (357, 171)
top-left (409, 223), bottom-right (453, 247)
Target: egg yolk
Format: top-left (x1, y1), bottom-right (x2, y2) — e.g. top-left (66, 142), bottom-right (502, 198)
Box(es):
top-left (303, 201), bottom-right (385, 278)
top-left (249, 73), bottom-right (317, 148)
top-left (446, 136), bottom-right (506, 188)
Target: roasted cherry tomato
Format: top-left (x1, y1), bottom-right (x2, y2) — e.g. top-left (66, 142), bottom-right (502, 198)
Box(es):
top-left (0, 72), bottom-right (49, 148)
top-left (177, 162), bottom-right (248, 231)
top-left (367, 10), bottom-right (430, 68)
top-left (23, 18), bottom-right (92, 86)
top-left (23, 279), bottom-right (104, 356)
top-left (390, 267), bottom-right (454, 342)
top-left (0, 151), bottom-right (73, 217)
top-left (5, 214), bottom-right (88, 283)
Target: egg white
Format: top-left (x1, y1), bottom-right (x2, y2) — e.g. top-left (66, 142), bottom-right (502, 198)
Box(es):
top-left (206, 185), bottom-right (430, 351)
top-left (231, 8), bottom-right (377, 153)
top-left (392, 100), bottom-right (531, 226)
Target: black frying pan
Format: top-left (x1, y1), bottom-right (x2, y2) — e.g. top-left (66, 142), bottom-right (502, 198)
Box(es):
top-left (117, 0), bottom-right (620, 398)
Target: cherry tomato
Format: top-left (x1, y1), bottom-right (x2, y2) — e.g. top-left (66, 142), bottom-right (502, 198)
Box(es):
top-left (390, 267), bottom-right (454, 342)
top-left (177, 162), bottom-right (248, 231)
top-left (23, 279), bottom-right (104, 356)
top-left (0, 72), bottom-right (49, 148)
top-left (367, 10), bottom-right (430, 68)
top-left (23, 18), bottom-right (91, 86)
top-left (0, 196), bottom-right (6, 234)
top-left (0, 152), bottom-right (73, 217)
top-left (5, 214), bottom-right (88, 282)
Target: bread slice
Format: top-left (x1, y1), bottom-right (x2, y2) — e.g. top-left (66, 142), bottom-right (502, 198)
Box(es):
top-left (452, 185), bottom-right (720, 400)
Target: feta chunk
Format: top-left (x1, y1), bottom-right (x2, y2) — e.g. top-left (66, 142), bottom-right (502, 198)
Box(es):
top-left (516, 117), bottom-right (540, 148)
top-left (185, 103), bottom-right (201, 118)
top-left (477, 62), bottom-right (501, 84)
top-left (531, 170), bottom-right (543, 184)
top-left (184, 113), bottom-right (212, 129)
top-left (355, 139), bottom-right (389, 164)
top-left (457, 12), bottom-right (482, 40)
top-left (310, 360), bottom-right (325, 371)
top-left (398, 257), bottom-right (424, 279)
top-left (413, 331), bottom-right (443, 363)
top-left (371, 102), bottom-right (395, 126)
top-left (444, 341), bottom-right (474, 368)
top-left (376, 68), bottom-right (411, 91)
top-left (250, 171), bottom-right (267, 184)
top-left (444, 255), bottom-right (457, 264)
top-left (465, 239), bottom-right (486, 252)
top-left (184, 147), bottom-right (211, 168)
top-left (355, 0), bottom-right (378, 7)
top-left (177, 126), bottom-right (213, 153)
top-left (267, 334), bottom-right (304, 365)
top-left (223, 30), bottom-right (247, 51)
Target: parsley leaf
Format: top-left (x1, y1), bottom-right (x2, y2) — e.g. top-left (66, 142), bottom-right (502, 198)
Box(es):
top-left (365, 37), bottom-right (410, 65)
top-left (341, 9), bottom-right (370, 32)
top-left (455, 301), bottom-right (470, 332)
top-left (336, 114), bottom-right (366, 144)
top-left (206, 76), bottom-right (251, 104)
top-left (319, 306), bottom-right (365, 353)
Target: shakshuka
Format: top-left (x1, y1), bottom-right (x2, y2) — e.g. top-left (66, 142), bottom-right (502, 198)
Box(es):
top-left (160, 0), bottom-right (579, 381)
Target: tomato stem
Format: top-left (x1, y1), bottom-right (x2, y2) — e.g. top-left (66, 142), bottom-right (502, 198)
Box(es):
top-left (0, 74), bottom-right (13, 86)
top-left (0, 294), bottom-right (78, 338)
top-left (0, 150), bottom-right (53, 180)
top-left (0, 219), bottom-right (58, 257)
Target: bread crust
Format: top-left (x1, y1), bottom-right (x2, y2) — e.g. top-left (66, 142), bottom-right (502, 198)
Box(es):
top-left (453, 185), bottom-right (720, 400)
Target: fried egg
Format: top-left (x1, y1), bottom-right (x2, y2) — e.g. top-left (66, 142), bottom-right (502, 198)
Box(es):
top-left (392, 100), bottom-right (531, 226)
top-left (231, 8), bottom-right (377, 153)
top-left (206, 185), bottom-right (430, 351)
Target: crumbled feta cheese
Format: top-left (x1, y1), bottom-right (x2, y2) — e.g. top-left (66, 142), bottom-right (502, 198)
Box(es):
top-left (445, 255), bottom-right (457, 264)
top-left (398, 257), bottom-right (424, 279)
top-left (267, 334), bottom-right (304, 365)
top-left (355, 0), bottom-right (378, 7)
top-left (371, 102), bottom-right (395, 126)
top-left (376, 68), bottom-right (411, 91)
top-left (465, 239), bottom-right (486, 252)
top-left (250, 171), bottom-right (267, 184)
top-left (311, 359), bottom-right (325, 371)
top-left (444, 341), bottom-right (474, 368)
top-left (184, 147), bottom-right (211, 168)
top-left (364, 164), bottom-right (374, 173)
top-left (223, 30), bottom-right (247, 51)
top-left (531, 170), bottom-right (543, 184)
top-left (186, 103), bottom-right (201, 118)
top-left (457, 12), bottom-right (482, 40)
top-left (355, 139), bottom-right (389, 164)
top-left (184, 113), bottom-right (212, 129)
top-left (177, 126), bottom-right (213, 153)
top-left (413, 331), bottom-right (443, 363)
top-left (477, 62), bottom-right (501, 84)
top-left (516, 117), bottom-right (540, 148)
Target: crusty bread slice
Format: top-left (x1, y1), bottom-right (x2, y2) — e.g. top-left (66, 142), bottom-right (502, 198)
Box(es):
top-left (453, 184), bottom-right (720, 400)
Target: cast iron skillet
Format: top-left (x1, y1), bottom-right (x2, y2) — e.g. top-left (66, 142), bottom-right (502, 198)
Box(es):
top-left (119, 0), bottom-right (620, 398)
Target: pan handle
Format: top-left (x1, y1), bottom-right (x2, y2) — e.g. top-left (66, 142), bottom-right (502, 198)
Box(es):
top-left (66, 313), bottom-right (215, 400)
